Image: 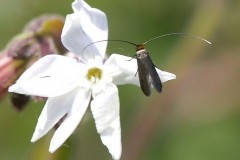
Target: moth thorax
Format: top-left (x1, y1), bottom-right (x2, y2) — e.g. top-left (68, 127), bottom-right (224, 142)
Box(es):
top-left (136, 49), bottom-right (148, 59)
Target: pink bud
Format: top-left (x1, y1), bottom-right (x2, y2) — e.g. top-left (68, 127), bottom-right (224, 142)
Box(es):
top-left (0, 54), bottom-right (26, 100)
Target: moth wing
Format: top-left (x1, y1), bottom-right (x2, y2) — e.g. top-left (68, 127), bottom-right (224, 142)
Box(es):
top-left (145, 54), bottom-right (162, 93)
top-left (137, 58), bottom-right (151, 96)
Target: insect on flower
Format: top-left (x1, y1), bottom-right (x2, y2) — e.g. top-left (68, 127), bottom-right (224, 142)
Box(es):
top-left (83, 33), bottom-right (211, 96)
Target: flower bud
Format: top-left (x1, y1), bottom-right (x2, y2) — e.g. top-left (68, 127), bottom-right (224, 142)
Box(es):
top-left (0, 14), bottom-right (67, 109)
top-left (0, 54), bottom-right (26, 100)
top-left (10, 93), bottom-right (30, 111)
top-left (24, 14), bottom-right (67, 54)
top-left (5, 14), bottom-right (66, 59)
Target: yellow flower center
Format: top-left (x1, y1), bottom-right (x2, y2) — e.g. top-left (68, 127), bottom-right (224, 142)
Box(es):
top-left (86, 67), bottom-right (102, 83)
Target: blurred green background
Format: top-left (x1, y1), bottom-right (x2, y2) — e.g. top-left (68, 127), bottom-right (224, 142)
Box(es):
top-left (1, 0), bottom-right (240, 159)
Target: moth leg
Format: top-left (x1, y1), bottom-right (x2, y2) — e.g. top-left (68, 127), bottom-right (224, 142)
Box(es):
top-left (126, 54), bottom-right (137, 61)
top-left (125, 54), bottom-right (138, 77)
top-left (135, 71), bottom-right (138, 77)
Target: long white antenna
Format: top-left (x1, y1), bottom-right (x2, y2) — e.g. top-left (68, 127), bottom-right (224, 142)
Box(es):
top-left (81, 33), bottom-right (211, 54)
top-left (143, 33), bottom-right (211, 45)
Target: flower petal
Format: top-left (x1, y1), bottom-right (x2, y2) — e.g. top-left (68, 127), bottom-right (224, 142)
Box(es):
top-left (91, 83), bottom-right (121, 160)
top-left (158, 69), bottom-right (176, 82)
top-left (104, 54), bottom-right (138, 85)
top-left (49, 87), bottom-right (91, 153)
top-left (104, 54), bottom-right (176, 86)
top-left (31, 87), bottom-right (83, 142)
top-left (61, 0), bottom-right (108, 62)
top-left (9, 55), bottom-right (87, 97)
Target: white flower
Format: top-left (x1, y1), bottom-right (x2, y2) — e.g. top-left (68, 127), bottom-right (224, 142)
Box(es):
top-left (8, 0), bottom-right (176, 159)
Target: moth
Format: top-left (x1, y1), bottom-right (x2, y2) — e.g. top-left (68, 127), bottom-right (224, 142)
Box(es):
top-left (83, 33), bottom-right (211, 96)
top-left (134, 44), bottom-right (162, 96)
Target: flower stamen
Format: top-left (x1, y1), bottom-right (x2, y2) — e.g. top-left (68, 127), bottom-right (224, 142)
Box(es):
top-left (86, 67), bottom-right (102, 83)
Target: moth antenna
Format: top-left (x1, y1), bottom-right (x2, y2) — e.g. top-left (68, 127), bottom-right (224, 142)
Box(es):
top-left (143, 33), bottom-right (211, 45)
top-left (81, 39), bottom-right (137, 54)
